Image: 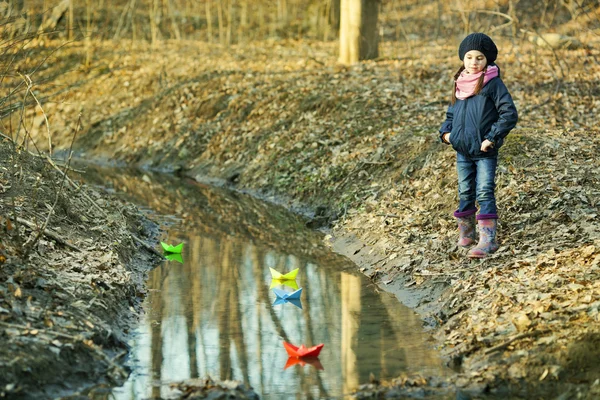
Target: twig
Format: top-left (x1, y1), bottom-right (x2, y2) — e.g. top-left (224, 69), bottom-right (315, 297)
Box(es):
top-left (308, 56), bottom-right (325, 66)
top-left (370, 256), bottom-right (388, 266)
top-left (470, 9), bottom-right (514, 34)
top-left (49, 162), bottom-right (86, 174)
top-left (14, 70), bottom-right (33, 148)
top-left (376, 213), bottom-right (401, 218)
top-left (23, 113), bottom-right (81, 257)
top-left (414, 271), bottom-right (459, 276)
top-left (1, 132), bottom-right (107, 217)
top-left (18, 72), bottom-right (52, 156)
top-left (484, 330), bottom-right (546, 355)
top-left (362, 160), bottom-right (392, 165)
top-left (4, 117), bottom-right (161, 259)
top-left (16, 217), bottom-right (81, 252)
top-left (131, 234), bottom-right (164, 258)
top-left (43, 156), bottom-right (106, 216)
top-left (529, 28), bottom-right (570, 79)
top-left (0, 38), bottom-right (74, 119)
top-left (450, 8), bottom-right (514, 23)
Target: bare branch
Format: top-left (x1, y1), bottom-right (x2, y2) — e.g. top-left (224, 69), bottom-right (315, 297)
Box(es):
top-left (18, 72), bottom-right (52, 156)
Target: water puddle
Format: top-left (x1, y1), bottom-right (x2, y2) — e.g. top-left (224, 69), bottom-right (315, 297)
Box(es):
top-left (80, 167), bottom-right (447, 399)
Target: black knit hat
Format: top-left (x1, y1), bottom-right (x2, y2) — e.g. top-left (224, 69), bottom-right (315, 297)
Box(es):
top-left (458, 33), bottom-right (498, 63)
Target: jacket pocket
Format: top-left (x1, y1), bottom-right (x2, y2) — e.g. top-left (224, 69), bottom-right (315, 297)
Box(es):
top-left (463, 128), bottom-right (480, 156)
top-left (474, 128), bottom-right (483, 154)
top-left (449, 129), bottom-right (460, 152)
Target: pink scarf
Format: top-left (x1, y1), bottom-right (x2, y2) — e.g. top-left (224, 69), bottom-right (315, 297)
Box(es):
top-left (455, 65), bottom-right (499, 100)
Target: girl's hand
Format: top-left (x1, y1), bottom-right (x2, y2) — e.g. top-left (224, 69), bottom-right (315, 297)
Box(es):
top-left (481, 139), bottom-right (494, 152)
top-left (442, 133), bottom-right (451, 144)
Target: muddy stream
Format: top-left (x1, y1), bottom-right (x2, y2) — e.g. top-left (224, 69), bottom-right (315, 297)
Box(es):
top-left (79, 166), bottom-right (448, 399)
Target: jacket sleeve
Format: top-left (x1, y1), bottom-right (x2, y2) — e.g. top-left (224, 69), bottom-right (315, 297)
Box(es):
top-left (485, 79), bottom-right (518, 145)
top-left (439, 103), bottom-right (454, 143)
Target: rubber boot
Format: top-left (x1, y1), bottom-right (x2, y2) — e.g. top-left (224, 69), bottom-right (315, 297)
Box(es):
top-left (454, 209), bottom-right (477, 247)
top-left (468, 218), bottom-right (499, 258)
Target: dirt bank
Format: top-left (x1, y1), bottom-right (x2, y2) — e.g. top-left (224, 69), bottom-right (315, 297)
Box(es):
top-left (9, 36), bottom-right (600, 398)
top-left (0, 139), bottom-right (162, 398)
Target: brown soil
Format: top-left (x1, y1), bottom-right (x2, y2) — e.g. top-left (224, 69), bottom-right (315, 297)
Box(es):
top-left (4, 34), bottom-right (600, 399)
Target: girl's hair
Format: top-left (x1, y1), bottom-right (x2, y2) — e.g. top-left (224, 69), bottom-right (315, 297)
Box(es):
top-left (451, 64), bottom-right (488, 105)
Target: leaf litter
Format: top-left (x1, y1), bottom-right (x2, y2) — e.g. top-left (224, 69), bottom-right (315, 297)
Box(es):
top-left (0, 141), bottom-right (161, 397)
top-left (7, 34), bottom-right (600, 398)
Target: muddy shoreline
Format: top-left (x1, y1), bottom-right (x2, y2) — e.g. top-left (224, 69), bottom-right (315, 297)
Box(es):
top-left (0, 140), bottom-right (164, 398)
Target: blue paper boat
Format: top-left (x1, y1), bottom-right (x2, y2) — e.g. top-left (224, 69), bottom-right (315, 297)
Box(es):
top-left (272, 288), bottom-right (303, 309)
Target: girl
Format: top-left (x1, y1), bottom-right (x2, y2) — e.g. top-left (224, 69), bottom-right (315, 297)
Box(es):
top-left (439, 33), bottom-right (518, 258)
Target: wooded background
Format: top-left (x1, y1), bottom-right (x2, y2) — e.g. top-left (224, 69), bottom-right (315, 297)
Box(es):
top-left (2, 0), bottom-right (598, 45)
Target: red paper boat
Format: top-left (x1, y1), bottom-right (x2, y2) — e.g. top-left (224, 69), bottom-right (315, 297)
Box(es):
top-left (284, 356), bottom-right (324, 370)
top-left (283, 342), bottom-right (324, 358)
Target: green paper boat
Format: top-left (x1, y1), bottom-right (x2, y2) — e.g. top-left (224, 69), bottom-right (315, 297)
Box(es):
top-left (165, 253), bottom-right (184, 264)
top-left (161, 242), bottom-right (184, 254)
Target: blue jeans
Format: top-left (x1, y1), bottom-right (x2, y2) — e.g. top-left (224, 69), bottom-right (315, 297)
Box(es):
top-left (456, 153), bottom-right (497, 217)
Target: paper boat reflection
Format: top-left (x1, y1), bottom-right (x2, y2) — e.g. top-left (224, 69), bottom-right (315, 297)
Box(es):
top-left (165, 253), bottom-right (183, 263)
top-left (283, 342), bottom-right (324, 358)
top-left (269, 279), bottom-right (299, 290)
top-left (284, 356), bottom-right (324, 370)
top-left (272, 288), bottom-right (303, 309)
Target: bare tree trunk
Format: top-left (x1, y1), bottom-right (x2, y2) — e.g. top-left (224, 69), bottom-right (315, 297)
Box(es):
top-left (217, 0), bottom-right (225, 45)
top-left (149, 0), bottom-right (161, 46)
top-left (238, 0), bottom-right (247, 43)
top-left (361, 0), bottom-right (379, 59)
top-left (339, 0), bottom-right (359, 64)
top-left (226, 0), bottom-right (234, 46)
top-left (330, 0), bottom-right (341, 31)
top-left (508, 0), bottom-right (519, 38)
top-left (297, 2), bottom-right (303, 40)
top-left (339, 0), bottom-right (379, 64)
top-left (456, 0), bottom-right (470, 34)
top-left (258, 3), bottom-right (265, 39)
top-left (84, 0), bottom-right (92, 69)
top-left (277, 0), bottom-right (282, 33)
top-left (206, 0), bottom-right (213, 42)
top-left (131, 0), bottom-right (137, 41)
top-left (165, 0), bottom-right (181, 39)
top-left (113, 0), bottom-right (134, 40)
top-left (269, 1), bottom-right (276, 38)
top-left (68, 0), bottom-right (74, 40)
top-left (277, 0), bottom-right (288, 35)
top-left (323, 0), bottom-right (331, 40)
top-left (9, 0), bottom-right (25, 38)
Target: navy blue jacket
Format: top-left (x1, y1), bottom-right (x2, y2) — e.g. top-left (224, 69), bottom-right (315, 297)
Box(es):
top-left (439, 76), bottom-right (518, 158)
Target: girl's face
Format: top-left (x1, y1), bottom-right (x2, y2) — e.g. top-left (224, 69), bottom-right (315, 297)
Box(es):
top-left (463, 50), bottom-right (487, 74)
